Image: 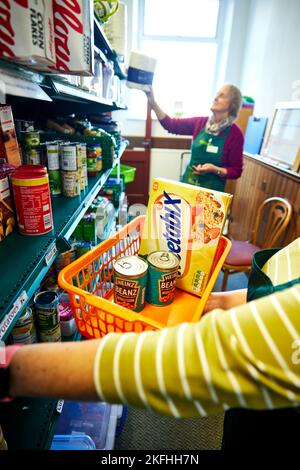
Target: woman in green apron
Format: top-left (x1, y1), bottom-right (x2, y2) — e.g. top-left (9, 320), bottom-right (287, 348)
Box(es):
top-left (146, 84), bottom-right (244, 191)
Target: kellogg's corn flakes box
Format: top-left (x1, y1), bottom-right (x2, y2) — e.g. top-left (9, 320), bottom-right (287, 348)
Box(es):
top-left (139, 178), bottom-right (232, 297)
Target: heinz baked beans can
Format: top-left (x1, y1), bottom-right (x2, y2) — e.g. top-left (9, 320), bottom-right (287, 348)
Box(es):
top-left (11, 165), bottom-right (53, 235)
top-left (34, 290), bottom-right (61, 342)
top-left (114, 255), bottom-right (148, 312)
top-left (147, 251), bottom-right (179, 306)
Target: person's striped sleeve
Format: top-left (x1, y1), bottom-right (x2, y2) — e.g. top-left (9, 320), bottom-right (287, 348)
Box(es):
top-left (93, 284), bottom-right (300, 417)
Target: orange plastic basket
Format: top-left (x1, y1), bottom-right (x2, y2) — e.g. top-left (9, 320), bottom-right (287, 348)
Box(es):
top-left (58, 216), bottom-right (231, 339)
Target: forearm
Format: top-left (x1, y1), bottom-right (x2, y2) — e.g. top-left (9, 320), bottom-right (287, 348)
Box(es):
top-left (149, 100), bottom-right (166, 120)
top-left (203, 289), bottom-right (247, 313)
top-left (9, 339), bottom-right (101, 401)
top-left (96, 286), bottom-right (300, 416)
top-left (215, 165), bottom-right (228, 177)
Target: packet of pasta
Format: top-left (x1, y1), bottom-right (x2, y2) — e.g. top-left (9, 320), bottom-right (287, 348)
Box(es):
top-left (139, 178), bottom-right (232, 297)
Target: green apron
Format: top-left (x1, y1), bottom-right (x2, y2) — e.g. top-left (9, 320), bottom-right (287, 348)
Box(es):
top-left (223, 248), bottom-right (300, 449)
top-left (182, 126), bottom-right (231, 191)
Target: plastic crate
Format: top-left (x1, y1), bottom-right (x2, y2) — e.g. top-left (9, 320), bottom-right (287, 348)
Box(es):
top-left (110, 164), bottom-right (136, 184)
top-left (51, 434), bottom-right (96, 450)
top-left (58, 216), bottom-right (231, 339)
top-left (51, 402), bottom-right (120, 450)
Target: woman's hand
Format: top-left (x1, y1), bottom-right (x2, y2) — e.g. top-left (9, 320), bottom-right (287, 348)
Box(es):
top-left (203, 292), bottom-right (226, 314)
top-left (203, 289), bottom-right (248, 315)
top-left (192, 163), bottom-right (218, 174)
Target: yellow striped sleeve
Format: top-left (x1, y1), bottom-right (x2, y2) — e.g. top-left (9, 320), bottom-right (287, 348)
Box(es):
top-left (94, 284), bottom-right (300, 417)
top-left (262, 237), bottom-right (300, 285)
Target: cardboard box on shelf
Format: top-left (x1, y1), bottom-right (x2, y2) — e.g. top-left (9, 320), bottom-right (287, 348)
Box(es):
top-left (139, 178), bottom-right (232, 297)
top-left (43, 0), bottom-right (94, 75)
top-left (0, 106), bottom-right (22, 167)
top-left (0, 169), bottom-right (16, 242)
top-left (0, 0), bottom-right (55, 67)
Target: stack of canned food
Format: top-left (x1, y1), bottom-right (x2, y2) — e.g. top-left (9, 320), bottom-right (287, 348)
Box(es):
top-left (21, 131), bottom-right (103, 198)
top-left (10, 288), bottom-right (77, 344)
top-left (113, 251), bottom-right (180, 312)
top-left (60, 142), bottom-right (88, 197)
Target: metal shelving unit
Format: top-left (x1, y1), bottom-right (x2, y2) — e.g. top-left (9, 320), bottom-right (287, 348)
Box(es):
top-left (94, 17), bottom-right (126, 80)
top-left (0, 142), bottom-right (127, 342)
top-left (0, 15), bottom-right (128, 450)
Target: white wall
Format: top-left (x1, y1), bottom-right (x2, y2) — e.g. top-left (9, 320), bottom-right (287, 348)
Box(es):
top-left (240, 0), bottom-right (300, 118)
top-left (114, 0), bottom-right (252, 139)
top-left (149, 149), bottom-right (191, 184)
top-left (115, 0), bottom-right (300, 184)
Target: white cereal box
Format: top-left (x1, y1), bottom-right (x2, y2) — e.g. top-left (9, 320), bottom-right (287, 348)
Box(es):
top-left (0, 0), bottom-right (55, 67)
top-left (139, 178), bottom-right (232, 297)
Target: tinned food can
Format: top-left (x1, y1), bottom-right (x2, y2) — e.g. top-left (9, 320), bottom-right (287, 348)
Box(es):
top-left (44, 143), bottom-right (61, 196)
top-left (25, 147), bottom-right (41, 165)
top-left (60, 144), bottom-right (78, 171)
top-left (147, 251), bottom-right (179, 306)
top-left (11, 165), bottom-right (53, 235)
top-left (114, 256), bottom-right (148, 312)
top-left (11, 306), bottom-right (37, 344)
top-left (61, 170), bottom-right (80, 197)
top-left (34, 290), bottom-right (61, 342)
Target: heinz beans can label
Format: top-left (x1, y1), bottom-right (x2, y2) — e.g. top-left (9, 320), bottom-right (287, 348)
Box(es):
top-left (147, 251), bottom-right (179, 306)
top-left (114, 256), bottom-right (148, 312)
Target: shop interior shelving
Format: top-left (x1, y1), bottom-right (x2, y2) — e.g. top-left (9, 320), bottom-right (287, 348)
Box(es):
top-left (0, 141), bottom-right (127, 343)
top-left (94, 17), bottom-right (126, 80)
top-left (0, 16), bottom-right (127, 112)
top-left (0, 14), bottom-right (127, 450)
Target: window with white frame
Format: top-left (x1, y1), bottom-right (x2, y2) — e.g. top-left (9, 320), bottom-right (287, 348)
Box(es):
top-left (127, 0), bottom-right (225, 120)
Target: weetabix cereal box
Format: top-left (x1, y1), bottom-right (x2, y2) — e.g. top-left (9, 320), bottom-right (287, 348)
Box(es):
top-left (139, 178), bottom-right (232, 297)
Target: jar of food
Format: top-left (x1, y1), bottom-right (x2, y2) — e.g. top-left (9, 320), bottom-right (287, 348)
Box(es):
top-left (11, 165), bottom-right (53, 235)
top-left (87, 146), bottom-right (98, 176)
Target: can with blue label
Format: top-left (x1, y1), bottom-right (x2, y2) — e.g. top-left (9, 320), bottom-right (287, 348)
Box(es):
top-left (34, 290), bottom-right (61, 342)
top-left (147, 251), bottom-right (179, 306)
top-left (114, 256), bottom-right (148, 312)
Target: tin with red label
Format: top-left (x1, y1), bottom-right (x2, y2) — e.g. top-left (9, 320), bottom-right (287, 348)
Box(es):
top-left (113, 256), bottom-right (148, 312)
top-left (11, 165), bottom-right (53, 235)
top-left (147, 251), bottom-right (179, 306)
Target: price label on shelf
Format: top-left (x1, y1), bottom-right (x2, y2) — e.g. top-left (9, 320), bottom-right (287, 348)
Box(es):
top-left (56, 400), bottom-right (64, 414)
top-left (45, 243), bottom-right (58, 266)
top-left (0, 290), bottom-right (28, 340)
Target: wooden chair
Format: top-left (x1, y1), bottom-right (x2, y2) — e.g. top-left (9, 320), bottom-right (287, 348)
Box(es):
top-left (221, 197), bottom-right (293, 291)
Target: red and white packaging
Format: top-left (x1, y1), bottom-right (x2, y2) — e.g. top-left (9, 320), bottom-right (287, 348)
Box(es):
top-left (0, 0), bottom-right (56, 67)
top-left (45, 0), bottom-right (94, 76)
top-left (11, 165), bottom-right (53, 236)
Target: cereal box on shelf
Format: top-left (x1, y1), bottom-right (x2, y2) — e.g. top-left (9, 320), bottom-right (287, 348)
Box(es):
top-left (0, 0), bottom-right (55, 67)
top-left (139, 178), bottom-right (232, 297)
top-left (0, 106), bottom-right (22, 167)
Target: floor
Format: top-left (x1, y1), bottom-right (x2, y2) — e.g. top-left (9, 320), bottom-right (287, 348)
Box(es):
top-left (115, 271), bottom-right (248, 450)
